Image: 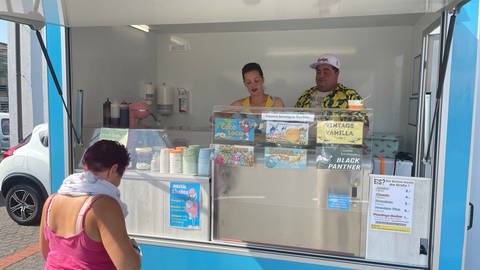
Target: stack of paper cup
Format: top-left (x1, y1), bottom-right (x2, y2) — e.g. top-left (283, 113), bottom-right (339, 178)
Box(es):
top-left (169, 149), bottom-right (182, 174)
top-left (159, 148), bottom-right (170, 174)
top-left (197, 148), bottom-right (212, 176)
top-left (182, 145), bottom-right (199, 175)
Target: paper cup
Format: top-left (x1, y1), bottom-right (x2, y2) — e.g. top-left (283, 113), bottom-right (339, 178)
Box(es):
top-left (348, 99), bottom-right (364, 109)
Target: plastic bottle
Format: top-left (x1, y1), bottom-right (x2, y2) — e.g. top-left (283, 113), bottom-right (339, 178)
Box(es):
top-left (119, 101), bottom-right (129, 128)
top-left (111, 101), bottom-right (120, 127)
top-left (103, 98), bottom-right (111, 127)
top-left (144, 83), bottom-right (155, 105)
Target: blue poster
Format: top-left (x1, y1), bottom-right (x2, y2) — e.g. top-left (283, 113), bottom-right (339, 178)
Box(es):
top-left (327, 193), bottom-right (351, 210)
top-left (214, 118), bottom-right (256, 142)
top-left (170, 182), bottom-right (201, 229)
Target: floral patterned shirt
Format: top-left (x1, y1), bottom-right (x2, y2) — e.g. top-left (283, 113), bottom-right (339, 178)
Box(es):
top-left (294, 83), bottom-right (368, 125)
top-left (294, 83), bottom-right (362, 108)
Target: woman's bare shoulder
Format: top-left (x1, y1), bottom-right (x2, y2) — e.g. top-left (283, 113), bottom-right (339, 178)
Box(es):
top-left (91, 196), bottom-right (121, 213)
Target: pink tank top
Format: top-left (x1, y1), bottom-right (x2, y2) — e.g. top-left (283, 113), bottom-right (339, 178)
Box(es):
top-left (43, 195), bottom-right (116, 270)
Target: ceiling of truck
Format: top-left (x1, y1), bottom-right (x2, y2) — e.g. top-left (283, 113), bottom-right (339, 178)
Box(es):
top-left (0, 0), bottom-right (460, 28)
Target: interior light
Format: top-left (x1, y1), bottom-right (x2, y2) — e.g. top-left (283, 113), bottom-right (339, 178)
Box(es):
top-left (130, 24), bottom-right (150, 33)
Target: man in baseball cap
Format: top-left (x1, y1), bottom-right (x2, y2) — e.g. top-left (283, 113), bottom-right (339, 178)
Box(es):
top-left (294, 54), bottom-right (363, 109)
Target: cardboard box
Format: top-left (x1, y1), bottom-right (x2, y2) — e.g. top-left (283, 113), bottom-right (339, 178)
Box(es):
top-left (365, 133), bottom-right (401, 159)
top-left (372, 157), bottom-right (413, 176)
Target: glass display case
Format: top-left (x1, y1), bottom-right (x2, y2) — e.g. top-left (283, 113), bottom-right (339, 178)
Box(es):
top-left (79, 127), bottom-right (212, 241)
top-left (210, 105), bottom-right (373, 256)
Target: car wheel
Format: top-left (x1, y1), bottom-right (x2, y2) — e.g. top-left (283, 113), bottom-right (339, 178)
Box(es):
top-left (5, 184), bottom-right (44, 225)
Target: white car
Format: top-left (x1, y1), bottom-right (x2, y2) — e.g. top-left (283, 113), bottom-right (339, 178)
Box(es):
top-left (0, 123), bottom-right (50, 225)
top-left (0, 112), bottom-right (10, 152)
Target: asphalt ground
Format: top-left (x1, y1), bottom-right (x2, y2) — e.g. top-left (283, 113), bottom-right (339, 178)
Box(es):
top-left (0, 195), bottom-right (44, 269)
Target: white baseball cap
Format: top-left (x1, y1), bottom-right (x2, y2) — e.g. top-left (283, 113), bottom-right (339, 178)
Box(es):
top-left (310, 54), bottom-right (341, 70)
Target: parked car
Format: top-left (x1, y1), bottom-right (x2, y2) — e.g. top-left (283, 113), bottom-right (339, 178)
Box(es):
top-left (0, 123), bottom-right (49, 225)
top-left (0, 112), bottom-right (10, 152)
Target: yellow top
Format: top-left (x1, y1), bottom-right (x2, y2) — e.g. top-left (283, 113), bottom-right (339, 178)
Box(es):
top-left (241, 95), bottom-right (274, 107)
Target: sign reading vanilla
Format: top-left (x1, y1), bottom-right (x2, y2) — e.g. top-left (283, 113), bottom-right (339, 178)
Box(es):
top-left (317, 121), bottom-right (364, 145)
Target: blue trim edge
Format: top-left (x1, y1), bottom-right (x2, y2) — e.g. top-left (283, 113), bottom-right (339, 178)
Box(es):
top-left (139, 244), bottom-right (352, 270)
top-left (46, 23), bottom-right (65, 193)
top-left (439, 0), bottom-right (478, 268)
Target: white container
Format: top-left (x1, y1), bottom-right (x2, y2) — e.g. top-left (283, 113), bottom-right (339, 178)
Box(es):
top-left (159, 148), bottom-right (170, 174)
top-left (144, 82), bottom-right (155, 105)
top-left (157, 82), bottom-right (174, 115)
top-left (150, 151), bottom-right (160, 171)
top-left (135, 147), bottom-right (152, 170)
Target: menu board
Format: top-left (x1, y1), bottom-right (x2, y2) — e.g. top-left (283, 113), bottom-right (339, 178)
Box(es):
top-left (369, 175), bottom-right (415, 233)
top-left (170, 182), bottom-right (201, 229)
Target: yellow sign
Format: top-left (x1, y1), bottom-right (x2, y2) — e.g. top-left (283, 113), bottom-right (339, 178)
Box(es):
top-left (316, 121), bottom-right (363, 145)
top-left (370, 224), bottom-right (411, 233)
top-left (99, 128), bottom-right (129, 146)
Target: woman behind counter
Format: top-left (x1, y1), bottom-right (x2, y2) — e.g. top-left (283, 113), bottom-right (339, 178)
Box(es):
top-left (231, 62), bottom-right (285, 107)
top-left (40, 140), bottom-right (141, 270)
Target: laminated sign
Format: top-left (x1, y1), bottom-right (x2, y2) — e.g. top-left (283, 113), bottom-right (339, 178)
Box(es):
top-left (316, 145), bottom-right (362, 170)
top-left (317, 121), bottom-right (363, 145)
top-left (170, 182), bottom-right (201, 229)
top-left (264, 147), bottom-right (307, 170)
top-left (265, 121), bottom-right (309, 145)
top-left (369, 176), bottom-right (415, 233)
top-left (212, 144), bottom-right (254, 167)
top-left (214, 118), bottom-right (256, 142)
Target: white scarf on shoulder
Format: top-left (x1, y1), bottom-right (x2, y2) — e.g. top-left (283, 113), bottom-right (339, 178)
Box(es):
top-left (57, 171), bottom-right (128, 217)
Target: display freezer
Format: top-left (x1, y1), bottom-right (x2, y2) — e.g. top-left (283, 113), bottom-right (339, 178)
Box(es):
top-left (213, 157), bottom-right (371, 257)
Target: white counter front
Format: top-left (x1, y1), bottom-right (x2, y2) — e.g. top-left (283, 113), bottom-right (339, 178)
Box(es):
top-left (120, 171), bottom-right (210, 242)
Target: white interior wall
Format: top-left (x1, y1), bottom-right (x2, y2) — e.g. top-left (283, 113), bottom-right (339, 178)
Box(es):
top-left (157, 26), bottom-right (413, 144)
top-left (69, 24), bottom-right (417, 150)
top-left (70, 26), bottom-right (157, 134)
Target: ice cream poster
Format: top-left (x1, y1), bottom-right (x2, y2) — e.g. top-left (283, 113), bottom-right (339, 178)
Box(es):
top-left (169, 182), bottom-right (201, 229)
top-left (317, 120), bottom-right (364, 145)
top-left (212, 144), bottom-right (254, 167)
top-left (265, 121), bottom-right (309, 145)
top-left (214, 118), bottom-right (256, 142)
top-left (264, 147), bottom-right (307, 170)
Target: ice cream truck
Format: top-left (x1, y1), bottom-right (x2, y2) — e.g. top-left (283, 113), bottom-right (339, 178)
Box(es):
top-left (1, 0), bottom-right (480, 269)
